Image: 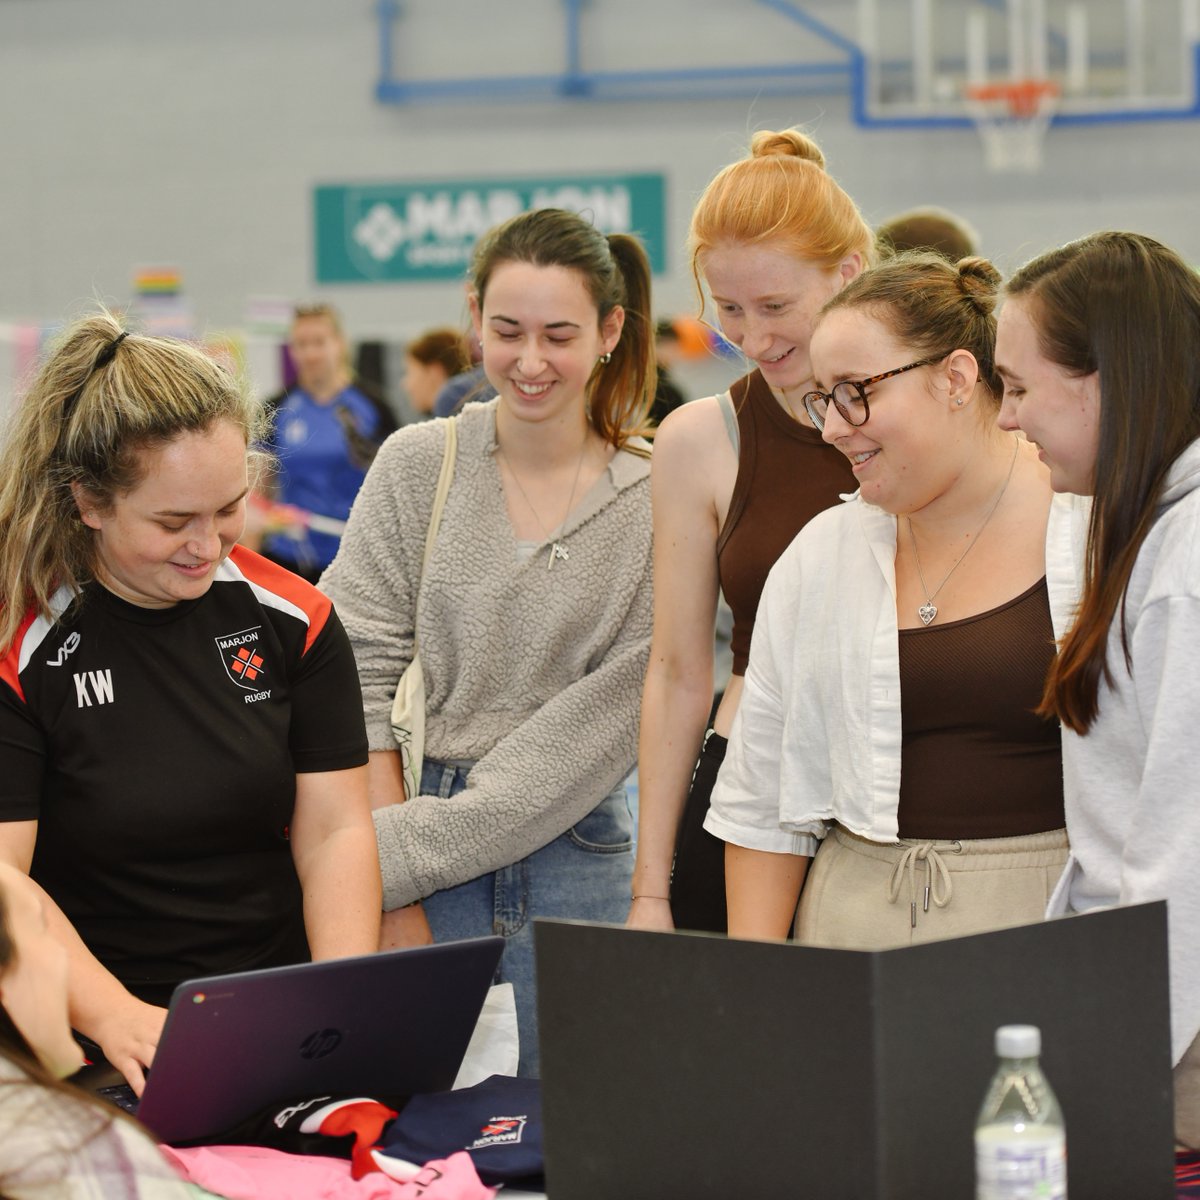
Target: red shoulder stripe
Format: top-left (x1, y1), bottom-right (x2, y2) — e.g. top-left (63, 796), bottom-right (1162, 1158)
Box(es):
top-left (227, 545), bottom-right (333, 654)
top-left (0, 607), bottom-right (40, 703)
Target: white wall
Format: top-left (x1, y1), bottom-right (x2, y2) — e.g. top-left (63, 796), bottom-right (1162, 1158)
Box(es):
top-left (0, 0), bottom-right (1197, 347)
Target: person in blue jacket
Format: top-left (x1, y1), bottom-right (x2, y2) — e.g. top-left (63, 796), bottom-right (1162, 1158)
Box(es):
top-left (260, 304), bottom-right (396, 581)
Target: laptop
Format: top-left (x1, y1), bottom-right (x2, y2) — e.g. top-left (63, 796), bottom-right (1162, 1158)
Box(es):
top-left (535, 905), bottom-right (1175, 1200)
top-left (80, 936), bottom-right (503, 1144)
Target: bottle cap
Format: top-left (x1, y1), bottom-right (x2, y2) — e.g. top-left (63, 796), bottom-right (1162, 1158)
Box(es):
top-left (995, 1024), bottom-right (1041, 1058)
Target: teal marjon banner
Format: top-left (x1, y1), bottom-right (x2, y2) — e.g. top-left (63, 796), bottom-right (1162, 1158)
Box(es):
top-left (314, 173), bottom-right (666, 284)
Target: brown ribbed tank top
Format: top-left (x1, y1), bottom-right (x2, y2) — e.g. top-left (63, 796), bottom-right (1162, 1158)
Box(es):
top-left (715, 370), bottom-right (858, 676)
top-left (897, 577), bottom-right (1064, 839)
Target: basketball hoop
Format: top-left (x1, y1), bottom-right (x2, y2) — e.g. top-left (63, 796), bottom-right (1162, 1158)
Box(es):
top-left (964, 79), bottom-right (1060, 174)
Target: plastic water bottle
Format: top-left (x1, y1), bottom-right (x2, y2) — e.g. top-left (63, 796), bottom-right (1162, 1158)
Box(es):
top-left (975, 1024), bottom-right (1067, 1199)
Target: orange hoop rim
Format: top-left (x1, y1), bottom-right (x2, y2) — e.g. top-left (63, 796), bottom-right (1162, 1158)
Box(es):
top-left (965, 78), bottom-right (1060, 118)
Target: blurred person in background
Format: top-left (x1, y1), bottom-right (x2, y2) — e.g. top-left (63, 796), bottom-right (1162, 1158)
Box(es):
top-left (433, 296), bottom-right (498, 418)
top-left (647, 318), bottom-right (688, 428)
top-left (876, 205), bottom-right (980, 262)
top-left (403, 327), bottom-right (471, 417)
top-left (254, 303), bottom-right (397, 583)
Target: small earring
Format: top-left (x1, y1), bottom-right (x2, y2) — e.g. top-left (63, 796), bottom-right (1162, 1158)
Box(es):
top-left (955, 397), bottom-right (964, 406)
top-left (598, 352), bottom-right (612, 365)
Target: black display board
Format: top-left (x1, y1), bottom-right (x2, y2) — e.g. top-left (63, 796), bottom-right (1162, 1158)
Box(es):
top-left (536, 904), bottom-right (1173, 1200)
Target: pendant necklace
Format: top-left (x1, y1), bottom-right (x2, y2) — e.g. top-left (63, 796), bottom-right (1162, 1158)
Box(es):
top-left (907, 438), bottom-right (1019, 626)
top-left (498, 436), bottom-right (588, 569)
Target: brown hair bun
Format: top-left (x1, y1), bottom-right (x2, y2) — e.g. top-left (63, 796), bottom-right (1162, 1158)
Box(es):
top-left (957, 255), bottom-right (1002, 315)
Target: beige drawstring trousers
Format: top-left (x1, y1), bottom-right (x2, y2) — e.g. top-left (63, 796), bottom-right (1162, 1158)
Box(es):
top-left (795, 823), bottom-right (1069, 949)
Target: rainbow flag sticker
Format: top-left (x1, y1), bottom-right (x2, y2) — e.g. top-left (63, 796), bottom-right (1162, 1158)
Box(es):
top-left (133, 267), bottom-right (182, 298)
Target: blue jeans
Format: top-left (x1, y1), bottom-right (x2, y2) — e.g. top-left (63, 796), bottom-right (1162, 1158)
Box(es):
top-left (420, 759), bottom-right (633, 1078)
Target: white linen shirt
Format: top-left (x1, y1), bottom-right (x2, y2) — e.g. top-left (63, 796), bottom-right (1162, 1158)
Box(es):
top-left (705, 489), bottom-right (1087, 856)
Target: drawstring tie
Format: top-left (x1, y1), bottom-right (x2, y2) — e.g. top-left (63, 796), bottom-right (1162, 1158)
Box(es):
top-left (886, 841), bottom-right (960, 928)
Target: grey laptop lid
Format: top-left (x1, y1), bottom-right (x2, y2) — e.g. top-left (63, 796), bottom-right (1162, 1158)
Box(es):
top-left (121, 936), bottom-right (502, 1144)
top-left (535, 905), bottom-right (1174, 1200)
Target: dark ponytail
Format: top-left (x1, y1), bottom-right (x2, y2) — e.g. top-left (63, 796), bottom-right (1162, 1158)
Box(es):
top-left (590, 233), bottom-right (654, 448)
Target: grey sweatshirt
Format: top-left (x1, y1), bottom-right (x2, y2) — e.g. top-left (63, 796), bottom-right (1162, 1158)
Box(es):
top-left (321, 400), bottom-right (653, 909)
top-left (1048, 438), bottom-right (1200, 1065)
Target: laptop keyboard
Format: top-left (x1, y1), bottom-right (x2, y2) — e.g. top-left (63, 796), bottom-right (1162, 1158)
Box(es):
top-left (96, 1083), bottom-right (140, 1115)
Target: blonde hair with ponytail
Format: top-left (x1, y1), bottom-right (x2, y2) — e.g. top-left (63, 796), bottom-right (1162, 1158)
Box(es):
top-left (0, 309), bottom-right (268, 649)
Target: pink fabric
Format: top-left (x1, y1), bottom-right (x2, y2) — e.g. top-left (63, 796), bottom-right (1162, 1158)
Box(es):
top-left (384, 1153), bottom-right (497, 1198)
top-left (161, 1145), bottom-right (495, 1200)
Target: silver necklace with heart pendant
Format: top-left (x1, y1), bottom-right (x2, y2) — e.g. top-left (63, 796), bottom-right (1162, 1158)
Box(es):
top-left (907, 438), bottom-right (1018, 626)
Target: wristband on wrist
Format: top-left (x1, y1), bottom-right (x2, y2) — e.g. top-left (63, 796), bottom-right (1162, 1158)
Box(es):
top-left (631, 892), bottom-right (670, 902)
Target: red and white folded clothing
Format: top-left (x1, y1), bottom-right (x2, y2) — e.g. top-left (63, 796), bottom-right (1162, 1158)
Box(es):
top-left (373, 1075), bottom-right (542, 1186)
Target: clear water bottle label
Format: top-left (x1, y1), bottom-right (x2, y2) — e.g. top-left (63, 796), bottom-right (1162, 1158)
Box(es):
top-left (975, 1126), bottom-right (1066, 1199)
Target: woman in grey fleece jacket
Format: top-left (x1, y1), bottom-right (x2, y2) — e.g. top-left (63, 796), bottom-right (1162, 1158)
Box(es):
top-left (321, 209), bottom-right (656, 1074)
top-left (997, 231), bottom-right (1200, 1150)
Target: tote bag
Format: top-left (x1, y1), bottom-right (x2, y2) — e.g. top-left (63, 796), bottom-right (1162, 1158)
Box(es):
top-left (390, 417), bottom-right (458, 800)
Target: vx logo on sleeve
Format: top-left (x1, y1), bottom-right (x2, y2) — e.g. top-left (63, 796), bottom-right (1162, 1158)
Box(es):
top-left (46, 631), bottom-right (81, 667)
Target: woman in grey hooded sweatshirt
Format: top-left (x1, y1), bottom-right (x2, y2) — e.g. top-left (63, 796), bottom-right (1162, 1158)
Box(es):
top-left (322, 208), bottom-right (655, 1076)
top-left (996, 230), bottom-right (1200, 1151)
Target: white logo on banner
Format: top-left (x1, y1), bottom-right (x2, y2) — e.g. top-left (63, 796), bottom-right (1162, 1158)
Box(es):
top-left (352, 186), bottom-right (633, 266)
top-left (354, 203), bottom-right (408, 262)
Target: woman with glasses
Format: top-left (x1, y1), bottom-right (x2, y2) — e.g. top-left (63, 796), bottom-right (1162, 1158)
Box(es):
top-left (628, 129), bottom-right (872, 935)
top-left (707, 252), bottom-right (1080, 947)
top-left (994, 232), bottom-right (1200, 1153)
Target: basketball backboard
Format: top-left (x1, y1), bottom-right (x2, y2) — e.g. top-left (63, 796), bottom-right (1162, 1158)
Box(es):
top-left (856, 0), bottom-right (1199, 124)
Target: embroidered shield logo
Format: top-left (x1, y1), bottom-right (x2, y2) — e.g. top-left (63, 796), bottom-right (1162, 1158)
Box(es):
top-left (214, 626), bottom-right (269, 693)
top-left (471, 1116), bottom-right (527, 1148)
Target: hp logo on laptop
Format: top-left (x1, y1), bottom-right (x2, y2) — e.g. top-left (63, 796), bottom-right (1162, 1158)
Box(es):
top-left (299, 1028), bottom-right (343, 1059)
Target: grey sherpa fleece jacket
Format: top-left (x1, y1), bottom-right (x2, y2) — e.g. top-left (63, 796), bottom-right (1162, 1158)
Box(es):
top-left (321, 399), bottom-right (653, 910)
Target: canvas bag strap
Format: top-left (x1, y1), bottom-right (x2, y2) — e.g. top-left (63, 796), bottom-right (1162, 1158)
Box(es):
top-left (412, 416), bottom-right (459, 641)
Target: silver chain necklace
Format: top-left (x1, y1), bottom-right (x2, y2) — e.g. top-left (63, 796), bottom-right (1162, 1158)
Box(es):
top-left (498, 437), bottom-right (588, 570)
top-left (906, 438), bottom-right (1019, 626)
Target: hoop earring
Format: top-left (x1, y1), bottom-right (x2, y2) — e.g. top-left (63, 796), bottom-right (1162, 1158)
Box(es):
top-left (598, 352), bottom-right (612, 365)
